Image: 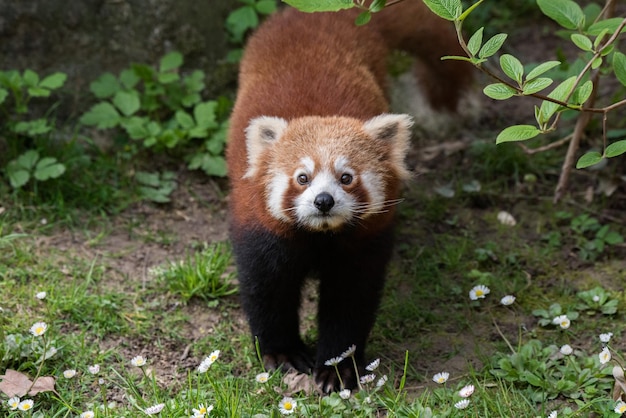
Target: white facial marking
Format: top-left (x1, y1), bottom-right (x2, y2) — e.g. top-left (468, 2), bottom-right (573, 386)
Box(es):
top-left (360, 171), bottom-right (384, 215)
top-left (266, 171), bottom-right (291, 221)
top-left (300, 156), bottom-right (315, 174)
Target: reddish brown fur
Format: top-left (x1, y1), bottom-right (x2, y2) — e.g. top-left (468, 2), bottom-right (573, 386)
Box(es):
top-left (227, 3), bottom-right (470, 238)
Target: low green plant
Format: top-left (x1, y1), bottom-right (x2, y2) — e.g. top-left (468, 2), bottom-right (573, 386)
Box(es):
top-left (577, 286), bottom-right (619, 315)
top-left (532, 303), bottom-right (580, 327)
top-left (0, 69), bottom-right (68, 190)
top-left (225, 0), bottom-right (278, 62)
top-left (151, 243), bottom-right (237, 303)
top-left (134, 171), bottom-right (177, 203)
top-left (79, 51), bottom-right (230, 178)
top-left (567, 213), bottom-right (624, 261)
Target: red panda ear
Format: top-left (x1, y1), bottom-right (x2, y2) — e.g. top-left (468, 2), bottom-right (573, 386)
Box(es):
top-left (243, 116), bottom-right (289, 178)
top-left (363, 114), bottom-right (413, 179)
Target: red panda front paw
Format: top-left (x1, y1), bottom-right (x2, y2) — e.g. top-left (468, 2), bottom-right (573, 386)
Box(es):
top-left (262, 351), bottom-right (313, 374)
top-left (314, 365), bottom-right (358, 394)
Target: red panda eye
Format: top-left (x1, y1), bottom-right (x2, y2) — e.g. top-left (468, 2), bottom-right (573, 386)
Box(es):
top-left (297, 174), bottom-right (309, 185)
top-left (340, 173), bottom-right (353, 185)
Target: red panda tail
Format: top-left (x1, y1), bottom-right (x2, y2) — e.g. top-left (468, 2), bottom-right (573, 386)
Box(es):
top-left (369, 0), bottom-right (474, 111)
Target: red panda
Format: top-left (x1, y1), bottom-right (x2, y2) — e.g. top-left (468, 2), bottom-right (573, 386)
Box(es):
top-left (226, 2), bottom-right (472, 392)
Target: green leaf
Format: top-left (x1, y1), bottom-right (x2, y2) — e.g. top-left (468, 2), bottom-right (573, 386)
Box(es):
top-left (135, 171), bottom-right (161, 187)
top-left (39, 72), bottom-right (67, 90)
top-left (467, 27), bottom-right (484, 56)
top-left (22, 69), bottom-right (39, 87)
top-left (523, 371), bottom-right (545, 388)
top-left (613, 52), bottom-right (626, 87)
top-left (34, 157), bottom-right (66, 181)
top-left (13, 119), bottom-right (52, 136)
top-left (538, 76), bottom-right (577, 122)
top-left (79, 102), bottom-right (121, 128)
top-left (570, 33), bottom-right (592, 51)
top-left (587, 18), bottom-right (626, 35)
top-left (185, 70), bottom-right (205, 93)
top-left (194, 101), bottom-right (218, 129)
top-left (157, 72), bottom-right (180, 84)
top-left (605, 140), bottom-right (626, 158)
top-left (27, 87), bottom-right (51, 97)
top-left (496, 125), bottom-right (541, 144)
top-left (576, 151), bottom-right (603, 168)
top-left (113, 90), bottom-right (140, 116)
top-left (483, 83), bottom-right (517, 100)
top-left (0, 88), bottom-right (7, 105)
top-left (119, 69), bottom-right (140, 89)
top-left (90, 73), bottom-right (121, 99)
top-left (500, 54), bottom-right (524, 84)
top-left (355, 11), bottom-right (372, 26)
top-left (572, 80), bottom-right (593, 105)
top-left (188, 154), bottom-right (228, 177)
top-left (121, 116), bottom-right (149, 139)
top-left (255, 0), bottom-right (277, 14)
top-left (175, 110), bottom-right (195, 129)
top-left (226, 6), bottom-right (259, 41)
top-left (537, 0), bottom-right (584, 30)
top-left (282, 0), bottom-right (354, 12)
top-left (522, 77), bottom-right (553, 95)
top-left (159, 51), bottom-right (183, 73)
top-left (591, 57), bottom-right (603, 69)
top-left (15, 150), bottom-right (40, 170)
top-left (604, 231), bottom-right (624, 245)
top-left (479, 33), bottom-right (507, 59)
top-left (526, 61), bottom-right (561, 80)
top-left (421, 0), bottom-right (462, 21)
top-left (8, 168), bottom-right (30, 188)
top-left (369, 0), bottom-right (386, 13)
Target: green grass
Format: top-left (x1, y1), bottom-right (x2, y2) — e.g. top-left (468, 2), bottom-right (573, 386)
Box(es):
top-left (2, 68), bottom-right (623, 418)
top-left (1, 143), bottom-right (626, 417)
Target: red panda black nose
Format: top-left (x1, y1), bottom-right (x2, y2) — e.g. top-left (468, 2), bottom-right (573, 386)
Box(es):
top-left (314, 192), bottom-right (335, 213)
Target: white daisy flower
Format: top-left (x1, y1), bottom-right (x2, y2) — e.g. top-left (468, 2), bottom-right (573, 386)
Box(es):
top-left (560, 344), bottom-right (573, 355)
top-left (63, 369), bottom-right (77, 379)
top-left (600, 332), bottom-right (613, 343)
top-left (376, 375), bottom-right (388, 387)
top-left (341, 345), bottom-right (356, 358)
top-left (599, 347), bottom-right (612, 364)
top-left (552, 315), bottom-right (570, 329)
top-left (592, 295), bottom-right (600, 302)
top-left (458, 384), bottom-right (475, 397)
top-left (131, 355), bottom-right (147, 367)
top-left (615, 400), bottom-right (626, 414)
top-left (454, 399), bottom-right (470, 409)
top-left (144, 403), bottom-right (165, 415)
top-left (547, 411), bottom-right (557, 418)
top-left (192, 404), bottom-right (213, 417)
top-left (360, 374), bottom-right (376, 384)
top-left (18, 399), bottom-right (34, 411)
top-left (7, 397), bottom-right (20, 410)
top-left (324, 356), bottom-right (342, 366)
top-left (469, 285), bottom-right (490, 300)
top-left (80, 411), bottom-right (95, 418)
top-left (432, 372), bottom-right (449, 384)
top-left (35, 291), bottom-right (47, 300)
top-left (88, 364), bottom-right (100, 374)
top-left (278, 396), bottom-right (297, 415)
top-left (255, 372), bottom-right (269, 383)
top-left (500, 295), bottom-right (516, 305)
top-left (339, 389), bottom-right (351, 399)
top-left (366, 358), bottom-right (380, 371)
top-left (30, 321), bottom-right (48, 337)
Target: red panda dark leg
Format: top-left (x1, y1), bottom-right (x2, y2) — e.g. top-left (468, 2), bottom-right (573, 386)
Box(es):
top-left (231, 228), bottom-right (314, 372)
top-left (314, 227), bottom-right (394, 393)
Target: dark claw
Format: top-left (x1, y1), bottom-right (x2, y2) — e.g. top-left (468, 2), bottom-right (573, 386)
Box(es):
top-left (314, 364), bottom-right (358, 393)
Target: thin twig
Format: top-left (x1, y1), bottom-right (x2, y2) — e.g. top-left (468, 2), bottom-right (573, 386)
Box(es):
top-left (519, 134), bottom-right (573, 155)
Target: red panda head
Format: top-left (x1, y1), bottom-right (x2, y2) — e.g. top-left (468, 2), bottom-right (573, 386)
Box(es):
top-left (243, 114), bottom-right (413, 232)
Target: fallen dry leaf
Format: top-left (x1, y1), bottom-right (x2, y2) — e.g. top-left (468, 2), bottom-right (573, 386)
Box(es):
top-left (0, 369), bottom-right (57, 397)
top-left (613, 365), bottom-right (626, 401)
top-left (281, 369), bottom-right (320, 396)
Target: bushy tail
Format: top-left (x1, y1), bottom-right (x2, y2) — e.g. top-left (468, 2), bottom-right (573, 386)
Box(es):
top-left (369, 0), bottom-right (474, 112)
